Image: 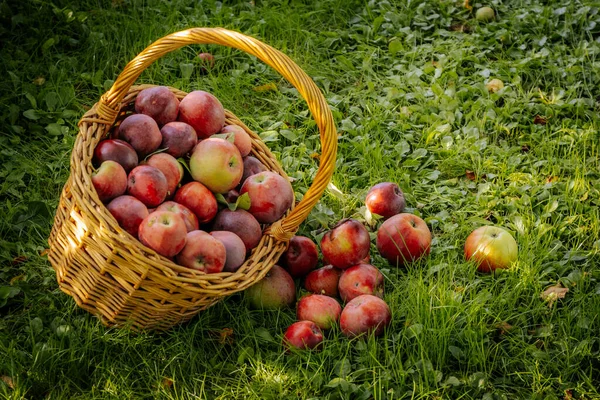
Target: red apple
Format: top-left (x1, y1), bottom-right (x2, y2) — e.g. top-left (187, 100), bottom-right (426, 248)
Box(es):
top-left (365, 182), bottom-right (406, 218)
top-left (297, 294), bottom-right (342, 330)
top-left (138, 211), bottom-right (187, 257)
top-left (127, 165), bottom-right (168, 207)
top-left (178, 90), bottom-right (225, 139)
top-left (197, 52), bottom-right (215, 69)
top-left (464, 225), bottom-right (518, 273)
top-left (220, 124), bottom-right (252, 157)
top-left (283, 321), bottom-right (323, 351)
top-left (210, 231), bottom-right (247, 273)
top-left (304, 265), bottom-right (343, 297)
top-left (245, 265), bottom-right (295, 309)
top-left (338, 263), bottom-right (384, 303)
top-left (224, 189), bottom-right (239, 204)
top-left (376, 213), bottom-right (431, 266)
top-left (160, 121), bottom-right (197, 158)
top-left (118, 114), bottom-right (162, 157)
top-left (92, 160), bottom-right (127, 203)
top-left (144, 153), bottom-right (182, 198)
top-left (93, 139), bottom-right (139, 173)
top-left (241, 156), bottom-right (268, 185)
top-left (107, 195), bottom-right (149, 238)
top-left (156, 201), bottom-right (199, 232)
top-left (174, 182), bottom-right (218, 224)
top-left (239, 171), bottom-right (294, 224)
top-left (134, 86), bottom-right (180, 126)
top-left (320, 219), bottom-right (371, 270)
top-left (212, 209), bottom-right (262, 251)
top-left (176, 230), bottom-right (226, 273)
top-left (340, 294), bottom-right (391, 338)
top-left (189, 138), bottom-right (243, 193)
top-left (280, 236), bottom-right (319, 279)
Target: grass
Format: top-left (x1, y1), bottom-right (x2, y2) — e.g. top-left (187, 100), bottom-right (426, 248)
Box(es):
top-left (1, 0), bottom-right (600, 398)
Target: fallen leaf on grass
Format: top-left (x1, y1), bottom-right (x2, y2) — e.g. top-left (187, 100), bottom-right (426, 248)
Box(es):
top-left (541, 284), bottom-right (569, 307)
top-left (534, 115), bottom-right (548, 125)
top-left (253, 82), bottom-right (278, 92)
top-left (546, 176), bottom-right (559, 183)
top-left (521, 145), bottom-right (530, 153)
top-left (219, 328), bottom-right (234, 345)
top-left (450, 23), bottom-right (471, 33)
top-left (494, 321), bottom-right (513, 335)
top-left (161, 377), bottom-right (174, 388)
top-left (11, 256), bottom-right (28, 266)
top-left (1, 376), bottom-right (14, 389)
top-left (466, 170), bottom-right (476, 181)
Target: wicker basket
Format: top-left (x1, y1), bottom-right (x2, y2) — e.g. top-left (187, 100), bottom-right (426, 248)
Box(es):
top-left (47, 28), bottom-right (337, 331)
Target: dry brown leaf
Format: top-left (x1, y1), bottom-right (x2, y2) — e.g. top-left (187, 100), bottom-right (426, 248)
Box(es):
top-left (541, 284), bottom-right (569, 307)
top-left (564, 389), bottom-right (573, 400)
top-left (253, 82), bottom-right (277, 92)
top-left (1, 376), bottom-right (14, 389)
top-left (521, 144), bottom-right (530, 153)
top-left (495, 321), bottom-right (513, 335)
top-left (33, 76), bottom-right (46, 86)
top-left (161, 377), bottom-right (174, 388)
top-left (546, 176), bottom-right (559, 183)
top-left (11, 255), bottom-right (28, 266)
top-left (310, 152), bottom-right (320, 160)
top-left (219, 328), bottom-right (234, 345)
top-left (465, 170), bottom-right (476, 181)
top-left (450, 23), bottom-right (471, 33)
top-left (534, 115), bottom-right (548, 125)
top-left (40, 249), bottom-right (50, 257)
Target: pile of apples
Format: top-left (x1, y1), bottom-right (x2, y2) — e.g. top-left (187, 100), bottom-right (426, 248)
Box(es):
top-left (91, 86), bottom-right (294, 273)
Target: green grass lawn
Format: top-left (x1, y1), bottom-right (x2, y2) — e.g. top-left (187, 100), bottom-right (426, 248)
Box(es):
top-left (1, 0), bottom-right (600, 398)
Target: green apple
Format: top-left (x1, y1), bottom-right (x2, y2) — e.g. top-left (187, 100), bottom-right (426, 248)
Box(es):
top-left (189, 137), bottom-right (243, 194)
top-left (476, 7), bottom-right (495, 22)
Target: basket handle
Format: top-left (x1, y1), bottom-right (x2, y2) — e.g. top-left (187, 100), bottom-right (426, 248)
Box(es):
top-left (98, 27), bottom-right (337, 241)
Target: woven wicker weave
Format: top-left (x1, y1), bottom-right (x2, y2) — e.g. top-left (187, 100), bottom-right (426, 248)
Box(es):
top-left (47, 28), bottom-right (337, 331)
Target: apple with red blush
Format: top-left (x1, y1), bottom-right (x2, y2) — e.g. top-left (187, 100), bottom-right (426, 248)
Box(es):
top-left (464, 225), bottom-right (518, 273)
top-left (190, 137), bottom-right (243, 194)
top-left (156, 201), bottom-right (198, 232)
top-left (340, 294), bottom-right (391, 338)
top-left (160, 122), bottom-right (197, 158)
top-left (212, 209), bottom-right (262, 251)
top-left (210, 231), bottom-right (247, 273)
top-left (138, 210), bottom-right (187, 257)
top-left (280, 236), bottom-right (319, 279)
top-left (376, 213), bottom-right (431, 266)
top-left (297, 294), bottom-right (341, 330)
top-left (92, 160), bottom-right (127, 203)
top-left (220, 124), bottom-right (252, 157)
top-left (178, 90), bottom-right (225, 139)
top-left (283, 321), bottom-right (323, 351)
top-left (338, 263), bottom-right (384, 303)
top-left (127, 165), bottom-right (168, 207)
top-left (118, 114), bottom-right (162, 157)
top-left (144, 153), bottom-right (182, 198)
top-left (304, 265), bottom-right (342, 298)
top-left (245, 265), bottom-right (295, 309)
top-left (240, 171), bottom-right (294, 224)
top-left (176, 230), bottom-right (226, 273)
top-left (134, 86), bottom-right (180, 126)
top-left (107, 195), bottom-right (149, 238)
top-left (365, 182), bottom-right (406, 218)
top-left (174, 182), bottom-right (218, 224)
top-left (320, 219), bottom-right (371, 270)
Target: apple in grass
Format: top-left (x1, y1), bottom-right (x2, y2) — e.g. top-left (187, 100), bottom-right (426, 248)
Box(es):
top-left (338, 263), bottom-right (384, 303)
top-left (220, 124), bottom-right (252, 157)
top-left (365, 182), bottom-right (406, 218)
top-left (127, 165), bottom-right (168, 208)
top-left (176, 230), bottom-right (226, 273)
top-left (212, 209), bottom-right (262, 252)
top-left (92, 160), bottom-right (128, 203)
top-left (376, 213), bottom-right (431, 266)
top-left (297, 294), bottom-right (342, 330)
top-left (134, 86), bottom-right (180, 126)
top-left (156, 201), bottom-right (199, 232)
top-left (464, 225), bottom-right (518, 273)
top-left (304, 265), bottom-right (343, 298)
top-left (118, 114), bottom-right (162, 157)
top-left (245, 265), bottom-right (295, 309)
top-left (174, 182), bottom-right (218, 224)
top-left (138, 211), bottom-right (187, 257)
top-left (283, 321), bottom-right (323, 351)
top-left (107, 195), bottom-right (149, 238)
top-left (160, 121), bottom-right (197, 158)
top-left (340, 294), bottom-right (391, 338)
top-left (178, 90), bottom-right (225, 139)
top-left (280, 236), bottom-right (319, 279)
top-left (210, 231), bottom-right (246, 273)
top-left (240, 171), bottom-right (294, 224)
top-left (144, 153), bottom-right (182, 198)
top-left (93, 139), bottom-right (139, 173)
top-left (190, 138), bottom-right (243, 194)
top-left (320, 219), bottom-right (371, 270)
top-left (476, 6), bottom-right (495, 22)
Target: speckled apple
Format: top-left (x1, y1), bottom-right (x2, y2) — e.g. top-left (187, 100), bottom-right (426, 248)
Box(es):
top-left (297, 294), bottom-right (342, 330)
top-left (338, 263), bottom-right (384, 303)
top-left (304, 265), bottom-right (343, 298)
top-left (283, 321), bottom-right (324, 351)
top-left (134, 86), bottom-right (180, 126)
top-left (281, 235), bottom-right (319, 279)
top-left (240, 171), bottom-right (294, 224)
top-left (176, 230), bottom-right (226, 273)
top-left (340, 294), bottom-right (391, 338)
top-left (138, 211), bottom-right (187, 257)
top-left (107, 195), bottom-right (148, 238)
top-left (245, 265), bottom-right (295, 309)
top-left (178, 90), bottom-right (225, 139)
top-left (320, 219), bottom-right (371, 270)
top-left (127, 165), bottom-right (168, 207)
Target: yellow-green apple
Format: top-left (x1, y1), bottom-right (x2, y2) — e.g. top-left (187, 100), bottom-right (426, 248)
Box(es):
top-left (92, 160), bottom-right (127, 203)
top-left (178, 90), bottom-right (225, 139)
top-left (156, 201), bottom-right (198, 232)
top-left (160, 121), bottom-right (197, 158)
top-left (464, 225), bottom-right (518, 273)
top-left (283, 321), bottom-right (323, 351)
top-left (144, 153), bottom-right (182, 198)
top-left (127, 165), bottom-right (168, 207)
top-left (376, 213), bottom-right (431, 266)
top-left (240, 171), bottom-right (294, 224)
top-left (176, 230), bottom-right (226, 273)
top-left (134, 86), bottom-right (180, 126)
top-left (190, 138), bottom-right (243, 193)
top-left (93, 139), bottom-right (138, 172)
top-left (106, 195), bottom-right (148, 238)
top-left (220, 124), bottom-right (252, 157)
top-left (174, 182), bottom-right (218, 224)
top-left (241, 156), bottom-right (268, 185)
top-left (340, 294), bottom-right (391, 338)
top-left (245, 265), bottom-right (295, 309)
top-left (138, 211), bottom-right (187, 257)
top-left (320, 219), bottom-right (371, 269)
top-left (118, 114), bottom-right (162, 157)
top-left (280, 236), bottom-right (319, 278)
top-left (365, 182), bottom-right (406, 218)
top-left (212, 209), bottom-right (262, 251)
top-left (304, 265), bottom-right (342, 297)
top-left (338, 263), bottom-right (384, 303)
top-left (297, 294), bottom-right (341, 330)
top-left (476, 6), bottom-right (495, 22)
top-left (209, 231), bottom-right (246, 273)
